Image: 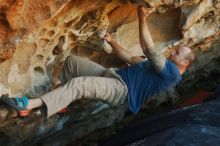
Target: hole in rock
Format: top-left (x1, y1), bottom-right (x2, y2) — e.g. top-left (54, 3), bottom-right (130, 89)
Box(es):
top-left (39, 38), bottom-right (50, 47)
top-left (36, 54), bottom-right (44, 60)
top-left (49, 20), bottom-right (58, 27)
top-left (47, 30), bottom-right (55, 37)
top-left (34, 66), bottom-right (45, 74)
top-left (39, 28), bottom-right (47, 36)
top-left (75, 9), bottom-right (99, 30)
top-left (67, 32), bottom-right (78, 42)
top-left (57, 36), bottom-right (65, 48)
top-left (53, 46), bottom-right (61, 55)
top-left (53, 36), bottom-right (65, 55)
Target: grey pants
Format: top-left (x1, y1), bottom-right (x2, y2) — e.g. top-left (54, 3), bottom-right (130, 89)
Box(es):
top-left (41, 55), bottom-right (128, 117)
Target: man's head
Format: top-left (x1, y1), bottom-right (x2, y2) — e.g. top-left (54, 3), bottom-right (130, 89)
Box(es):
top-left (170, 46), bottom-right (195, 68)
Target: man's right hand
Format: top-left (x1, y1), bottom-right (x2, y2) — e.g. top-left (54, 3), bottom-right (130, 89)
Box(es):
top-left (137, 5), bottom-right (152, 19)
top-left (104, 33), bottom-right (113, 43)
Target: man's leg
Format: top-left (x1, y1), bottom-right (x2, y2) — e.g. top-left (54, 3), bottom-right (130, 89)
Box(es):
top-left (60, 55), bottom-right (106, 84)
top-left (27, 98), bottom-right (44, 110)
top-left (40, 76), bottom-right (127, 117)
top-left (1, 56), bottom-right (127, 117)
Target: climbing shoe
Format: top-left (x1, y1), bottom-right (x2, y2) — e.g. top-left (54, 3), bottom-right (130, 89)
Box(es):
top-left (0, 95), bottom-right (30, 117)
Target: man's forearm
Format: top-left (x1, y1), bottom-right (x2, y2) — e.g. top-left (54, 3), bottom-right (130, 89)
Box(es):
top-left (139, 16), bottom-right (154, 52)
top-left (137, 6), bottom-right (166, 73)
top-left (109, 40), bottom-right (133, 64)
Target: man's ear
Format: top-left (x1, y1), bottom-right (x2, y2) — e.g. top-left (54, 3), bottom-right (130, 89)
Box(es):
top-left (182, 59), bottom-right (189, 67)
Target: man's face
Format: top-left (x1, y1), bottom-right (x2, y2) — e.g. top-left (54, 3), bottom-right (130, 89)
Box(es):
top-left (170, 46), bottom-right (191, 66)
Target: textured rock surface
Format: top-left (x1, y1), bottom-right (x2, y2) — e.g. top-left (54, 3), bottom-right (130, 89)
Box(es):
top-left (102, 94), bottom-right (220, 146)
top-left (0, 99), bottom-right (129, 146)
top-left (0, 0), bottom-right (220, 145)
top-left (0, 0), bottom-right (219, 97)
top-left (178, 38), bottom-right (220, 98)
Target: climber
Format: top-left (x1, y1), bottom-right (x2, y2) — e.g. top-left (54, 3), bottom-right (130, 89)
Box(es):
top-left (0, 6), bottom-right (195, 118)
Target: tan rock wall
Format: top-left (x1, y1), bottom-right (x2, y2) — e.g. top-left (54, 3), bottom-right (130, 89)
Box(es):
top-left (0, 0), bottom-right (219, 97)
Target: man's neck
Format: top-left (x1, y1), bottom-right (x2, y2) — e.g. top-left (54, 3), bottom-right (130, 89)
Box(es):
top-left (177, 65), bottom-right (187, 75)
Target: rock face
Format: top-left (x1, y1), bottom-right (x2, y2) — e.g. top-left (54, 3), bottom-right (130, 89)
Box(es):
top-left (0, 0), bottom-right (220, 146)
top-left (0, 99), bottom-right (129, 146)
top-left (0, 0), bottom-right (219, 97)
top-left (102, 94), bottom-right (220, 146)
top-left (178, 38), bottom-right (220, 96)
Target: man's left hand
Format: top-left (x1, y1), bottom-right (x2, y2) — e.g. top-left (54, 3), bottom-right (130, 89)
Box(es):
top-left (104, 33), bottom-right (113, 43)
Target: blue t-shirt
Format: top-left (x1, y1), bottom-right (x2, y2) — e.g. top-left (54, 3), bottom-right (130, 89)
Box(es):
top-left (116, 60), bottom-right (181, 113)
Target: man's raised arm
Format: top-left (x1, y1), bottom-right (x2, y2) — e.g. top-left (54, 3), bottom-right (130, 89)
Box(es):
top-left (104, 33), bottom-right (145, 65)
top-left (138, 6), bottom-right (166, 73)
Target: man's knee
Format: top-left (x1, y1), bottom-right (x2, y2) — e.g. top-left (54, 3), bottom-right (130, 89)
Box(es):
top-left (64, 55), bottom-right (80, 67)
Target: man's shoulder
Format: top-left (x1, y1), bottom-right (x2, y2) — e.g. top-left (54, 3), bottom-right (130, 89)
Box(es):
top-left (161, 60), bottom-right (181, 81)
top-left (164, 60), bottom-right (178, 71)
